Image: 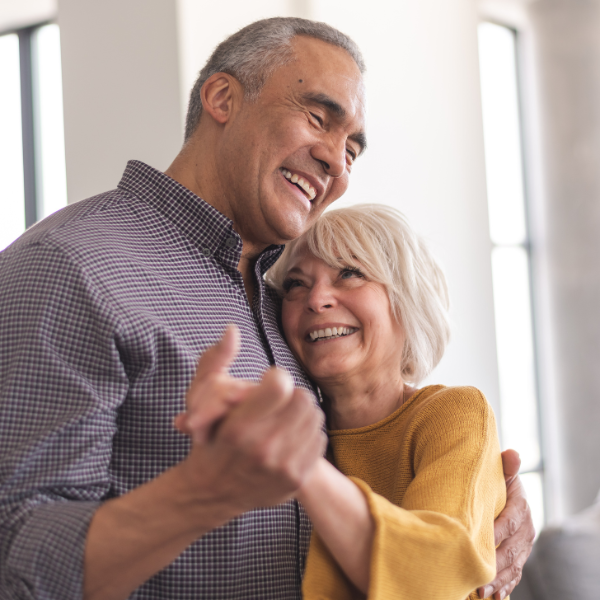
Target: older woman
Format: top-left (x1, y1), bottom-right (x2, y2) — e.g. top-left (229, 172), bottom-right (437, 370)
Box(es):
top-left (266, 204), bottom-right (506, 600)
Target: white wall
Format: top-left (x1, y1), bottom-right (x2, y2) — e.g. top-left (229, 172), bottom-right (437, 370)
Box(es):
top-left (57, 0), bottom-right (183, 202)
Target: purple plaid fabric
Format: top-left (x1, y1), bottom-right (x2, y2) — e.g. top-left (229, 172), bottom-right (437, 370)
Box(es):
top-left (0, 161), bottom-right (315, 599)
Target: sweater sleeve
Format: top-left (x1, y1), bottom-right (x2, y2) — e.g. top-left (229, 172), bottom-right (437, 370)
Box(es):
top-left (302, 387), bottom-right (506, 600)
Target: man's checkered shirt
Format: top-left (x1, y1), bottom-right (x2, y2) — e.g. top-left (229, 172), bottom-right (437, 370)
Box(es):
top-left (0, 161), bottom-right (315, 599)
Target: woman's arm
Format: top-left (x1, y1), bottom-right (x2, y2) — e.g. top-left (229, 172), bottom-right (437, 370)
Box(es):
top-left (297, 458), bottom-right (375, 594)
top-left (300, 387), bottom-right (506, 600)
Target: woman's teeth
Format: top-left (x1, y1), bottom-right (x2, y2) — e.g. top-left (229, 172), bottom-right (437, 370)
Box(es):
top-left (309, 327), bottom-right (356, 342)
top-left (281, 169), bottom-right (316, 200)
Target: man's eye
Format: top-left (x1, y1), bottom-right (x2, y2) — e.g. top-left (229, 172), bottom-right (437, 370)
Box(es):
top-left (346, 148), bottom-right (357, 163)
top-left (309, 112), bottom-right (324, 127)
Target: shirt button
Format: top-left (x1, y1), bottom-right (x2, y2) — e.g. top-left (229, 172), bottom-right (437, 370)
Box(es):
top-left (225, 237), bottom-right (237, 248)
top-left (201, 247), bottom-right (212, 256)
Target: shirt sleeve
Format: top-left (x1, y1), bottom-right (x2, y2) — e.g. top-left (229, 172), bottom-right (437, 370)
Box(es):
top-left (302, 387), bottom-right (506, 600)
top-left (0, 241), bottom-right (128, 599)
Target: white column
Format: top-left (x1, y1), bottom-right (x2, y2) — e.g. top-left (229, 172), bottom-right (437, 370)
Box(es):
top-left (57, 0), bottom-right (183, 203)
top-left (525, 0), bottom-right (600, 516)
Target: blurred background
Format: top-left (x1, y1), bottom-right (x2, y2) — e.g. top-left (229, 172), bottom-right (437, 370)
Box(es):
top-left (1, 0), bottom-right (599, 596)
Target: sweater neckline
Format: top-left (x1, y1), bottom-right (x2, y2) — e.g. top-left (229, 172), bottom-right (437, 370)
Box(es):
top-left (327, 384), bottom-right (446, 437)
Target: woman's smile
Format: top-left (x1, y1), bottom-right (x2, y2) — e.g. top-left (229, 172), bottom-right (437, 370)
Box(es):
top-left (306, 325), bottom-right (359, 343)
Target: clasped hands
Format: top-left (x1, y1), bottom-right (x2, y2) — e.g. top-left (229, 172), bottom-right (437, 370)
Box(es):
top-left (175, 326), bottom-right (534, 600)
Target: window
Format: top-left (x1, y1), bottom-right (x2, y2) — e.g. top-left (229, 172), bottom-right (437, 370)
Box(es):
top-left (478, 22), bottom-right (545, 536)
top-left (0, 23), bottom-right (67, 251)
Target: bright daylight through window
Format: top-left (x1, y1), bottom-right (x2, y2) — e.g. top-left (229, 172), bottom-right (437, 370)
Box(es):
top-left (0, 23), bottom-right (67, 251)
top-left (478, 21), bottom-right (545, 536)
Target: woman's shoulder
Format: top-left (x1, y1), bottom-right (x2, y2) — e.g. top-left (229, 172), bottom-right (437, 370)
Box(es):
top-left (407, 384), bottom-right (497, 430)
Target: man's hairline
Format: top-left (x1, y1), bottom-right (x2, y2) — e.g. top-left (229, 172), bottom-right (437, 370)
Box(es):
top-left (192, 34), bottom-right (366, 140)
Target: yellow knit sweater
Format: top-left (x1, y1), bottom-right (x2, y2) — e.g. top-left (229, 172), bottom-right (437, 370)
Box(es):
top-left (302, 385), bottom-right (507, 600)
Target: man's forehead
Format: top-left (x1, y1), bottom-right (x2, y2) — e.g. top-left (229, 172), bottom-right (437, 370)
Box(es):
top-left (288, 38), bottom-right (367, 138)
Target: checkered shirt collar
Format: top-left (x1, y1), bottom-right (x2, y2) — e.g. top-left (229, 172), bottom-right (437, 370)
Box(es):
top-left (118, 160), bottom-right (284, 275)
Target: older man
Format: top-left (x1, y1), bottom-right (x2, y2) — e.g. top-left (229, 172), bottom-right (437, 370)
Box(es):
top-left (0, 17), bottom-right (532, 600)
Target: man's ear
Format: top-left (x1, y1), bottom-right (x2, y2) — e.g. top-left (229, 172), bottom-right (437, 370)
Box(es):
top-left (200, 73), bottom-right (244, 125)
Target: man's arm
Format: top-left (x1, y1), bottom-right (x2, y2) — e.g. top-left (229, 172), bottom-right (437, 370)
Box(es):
top-left (84, 328), bottom-right (327, 600)
top-left (481, 450), bottom-right (536, 600)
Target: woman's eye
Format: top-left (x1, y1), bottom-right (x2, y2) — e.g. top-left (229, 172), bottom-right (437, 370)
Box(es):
top-left (283, 278), bottom-right (303, 292)
top-left (340, 268), bottom-right (363, 280)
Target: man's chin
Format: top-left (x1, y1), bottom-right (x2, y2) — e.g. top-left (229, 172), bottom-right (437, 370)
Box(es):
top-left (268, 214), bottom-right (315, 245)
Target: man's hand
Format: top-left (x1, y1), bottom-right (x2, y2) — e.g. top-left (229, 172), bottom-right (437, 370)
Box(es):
top-left (84, 325), bottom-right (326, 600)
top-left (479, 449), bottom-right (536, 599)
top-left (178, 324), bottom-right (327, 517)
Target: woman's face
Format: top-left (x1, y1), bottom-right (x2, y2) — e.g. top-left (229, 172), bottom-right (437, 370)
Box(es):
top-left (280, 242), bottom-right (406, 387)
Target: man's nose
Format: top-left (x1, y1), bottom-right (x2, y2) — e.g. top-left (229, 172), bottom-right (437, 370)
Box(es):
top-left (306, 283), bottom-right (336, 312)
top-left (311, 135), bottom-right (346, 179)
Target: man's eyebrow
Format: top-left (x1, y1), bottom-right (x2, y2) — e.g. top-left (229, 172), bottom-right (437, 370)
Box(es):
top-left (301, 92), bottom-right (368, 155)
top-left (350, 132), bottom-right (367, 156)
top-left (302, 92), bottom-right (346, 118)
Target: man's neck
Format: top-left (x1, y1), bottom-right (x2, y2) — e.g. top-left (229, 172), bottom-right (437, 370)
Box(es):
top-left (165, 141), bottom-right (271, 306)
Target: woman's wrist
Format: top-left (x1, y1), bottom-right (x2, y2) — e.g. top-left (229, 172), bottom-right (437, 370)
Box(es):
top-left (296, 456), bottom-right (328, 507)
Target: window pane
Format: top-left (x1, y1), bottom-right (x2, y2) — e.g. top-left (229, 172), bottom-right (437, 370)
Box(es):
top-left (0, 34), bottom-right (25, 251)
top-left (491, 246), bottom-right (540, 472)
top-left (478, 22), bottom-right (527, 246)
top-left (520, 471), bottom-right (545, 539)
top-left (34, 24), bottom-right (68, 218)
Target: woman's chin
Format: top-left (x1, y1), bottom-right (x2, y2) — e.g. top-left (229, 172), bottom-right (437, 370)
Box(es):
top-left (303, 360), bottom-right (356, 387)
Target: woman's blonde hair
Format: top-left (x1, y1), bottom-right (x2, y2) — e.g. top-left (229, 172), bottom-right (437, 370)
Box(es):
top-left (266, 204), bottom-right (451, 384)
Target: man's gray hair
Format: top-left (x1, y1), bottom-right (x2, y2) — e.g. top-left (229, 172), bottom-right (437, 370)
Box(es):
top-left (184, 17), bottom-right (366, 142)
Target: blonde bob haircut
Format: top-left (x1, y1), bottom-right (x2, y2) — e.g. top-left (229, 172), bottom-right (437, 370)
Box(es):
top-left (266, 204), bottom-right (451, 385)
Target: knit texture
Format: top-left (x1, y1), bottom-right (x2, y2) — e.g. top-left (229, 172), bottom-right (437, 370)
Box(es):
top-left (302, 385), bottom-right (506, 600)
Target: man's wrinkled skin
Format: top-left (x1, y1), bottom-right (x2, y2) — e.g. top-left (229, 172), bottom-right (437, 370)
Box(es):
top-left (483, 450), bottom-right (536, 599)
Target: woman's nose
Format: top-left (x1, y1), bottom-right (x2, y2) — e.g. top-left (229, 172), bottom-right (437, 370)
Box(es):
top-left (306, 283), bottom-right (336, 312)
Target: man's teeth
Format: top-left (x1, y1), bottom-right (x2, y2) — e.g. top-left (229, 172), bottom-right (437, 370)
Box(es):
top-left (281, 169), bottom-right (316, 200)
top-left (309, 327), bottom-right (356, 341)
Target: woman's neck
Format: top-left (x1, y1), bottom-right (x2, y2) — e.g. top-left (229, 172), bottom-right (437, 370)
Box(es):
top-left (321, 374), bottom-right (413, 431)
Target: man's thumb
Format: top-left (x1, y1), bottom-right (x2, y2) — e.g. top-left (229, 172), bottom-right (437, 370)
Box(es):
top-left (195, 324), bottom-right (240, 378)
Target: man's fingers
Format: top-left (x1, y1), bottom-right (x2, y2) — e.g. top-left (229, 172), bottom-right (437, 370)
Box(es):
top-left (226, 367), bottom-right (295, 423)
top-left (501, 448), bottom-right (521, 484)
top-left (494, 475), bottom-right (529, 546)
top-left (185, 378), bottom-right (255, 442)
top-left (194, 324), bottom-right (240, 380)
top-left (494, 575), bottom-right (522, 600)
top-left (479, 549), bottom-right (526, 598)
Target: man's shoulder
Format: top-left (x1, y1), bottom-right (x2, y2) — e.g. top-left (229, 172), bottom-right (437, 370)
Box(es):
top-left (11, 188), bottom-right (134, 248)
top-left (1, 186), bottom-right (162, 271)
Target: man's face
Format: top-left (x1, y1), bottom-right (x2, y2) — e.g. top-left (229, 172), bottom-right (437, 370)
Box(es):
top-left (217, 36), bottom-right (367, 249)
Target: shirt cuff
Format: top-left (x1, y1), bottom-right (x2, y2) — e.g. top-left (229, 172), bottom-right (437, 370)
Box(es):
top-left (5, 500), bottom-right (100, 599)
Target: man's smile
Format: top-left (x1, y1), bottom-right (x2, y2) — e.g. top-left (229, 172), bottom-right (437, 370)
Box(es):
top-left (280, 167), bottom-right (317, 200)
